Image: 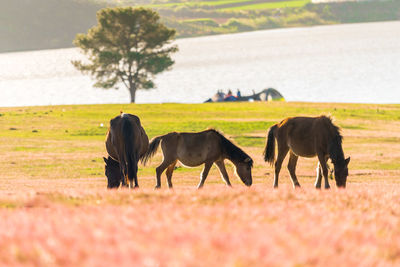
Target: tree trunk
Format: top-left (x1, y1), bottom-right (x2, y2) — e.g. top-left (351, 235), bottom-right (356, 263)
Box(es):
top-left (129, 83), bottom-right (137, 103)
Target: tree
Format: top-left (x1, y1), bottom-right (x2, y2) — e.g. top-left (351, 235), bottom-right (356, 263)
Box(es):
top-left (72, 7), bottom-right (178, 103)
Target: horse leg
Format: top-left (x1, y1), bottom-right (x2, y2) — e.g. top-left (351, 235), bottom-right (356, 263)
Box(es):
top-left (126, 158), bottom-right (139, 189)
top-left (273, 145), bottom-right (289, 188)
top-left (155, 159), bottom-right (174, 189)
top-left (117, 153), bottom-right (128, 187)
top-left (317, 154), bottom-right (330, 189)
top-left (314, 162), bottom-right (322, 189)
top-left (122, 175), bottom-right (128, 187)
top-left (132, 162), bottom-right (139, 189)
top-left (119, 168), bottom-right (127, 187)
top-left (215, 160), bottom-right (231, 187)
top-left (128, 177), bottom-right (135, 189)
top-left (128, 179), bottom-right (138, 189)
top-left (197, 162), bottom-right (213, 189)
top-left (323, 165), bottom-right (331, 189)
top-left (119, 167), bottom-right (128, 187)
top-left (287, 152), bottom-right (301, 188)
top-left (165, 160), bottom-right (177, 189)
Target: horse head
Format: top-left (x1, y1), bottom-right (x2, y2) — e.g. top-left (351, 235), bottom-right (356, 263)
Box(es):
top-left (333, 157), bottom-right (350, 188)
top-left (234, 157), bottom-right (253, 187)
top-left (103, 156), bottom-right (121, 189)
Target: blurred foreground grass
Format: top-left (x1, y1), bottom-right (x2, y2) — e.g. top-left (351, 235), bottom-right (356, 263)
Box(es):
top-left (1, 102), bottom-right (400, 266)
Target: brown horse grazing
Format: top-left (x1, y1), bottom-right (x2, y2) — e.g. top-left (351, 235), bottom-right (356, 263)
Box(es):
top-left (263, 116), bottom-right (350, 189)
top-left (142, 129), bottom-right (253, 189)
top-left (104, 113), bottom-right (149, 188)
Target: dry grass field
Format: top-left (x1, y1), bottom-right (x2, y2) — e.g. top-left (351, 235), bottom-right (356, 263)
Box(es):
top-left (0, 102), bottom-right (399, 266)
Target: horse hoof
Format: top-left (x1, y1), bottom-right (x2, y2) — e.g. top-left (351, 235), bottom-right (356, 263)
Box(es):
top-left (154, 186), bottom-right (161, 190)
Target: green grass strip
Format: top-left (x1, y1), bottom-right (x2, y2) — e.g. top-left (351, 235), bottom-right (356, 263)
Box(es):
top-left (144, 0), bottom-right (255, 8)
top-left (221, 0), bottom-right (310, 10)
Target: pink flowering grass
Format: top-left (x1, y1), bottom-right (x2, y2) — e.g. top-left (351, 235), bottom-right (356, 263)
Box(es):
top-left (1, 184), bottom-right (399, 266)
top-left (1, 103), bottom-right (400, 266)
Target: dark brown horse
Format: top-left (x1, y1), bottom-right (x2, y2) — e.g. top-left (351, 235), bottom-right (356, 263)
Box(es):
top-left (263, 116), bottom-right (350, 189)
top-left (104, 113), bottom-right (149, 188)
top-left (142, 129), bottom-right (253, 189)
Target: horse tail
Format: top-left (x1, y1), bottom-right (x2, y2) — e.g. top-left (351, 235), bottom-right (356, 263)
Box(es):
top-left (138, 127), bottom-right (149, 164)
top-left (263, 124), bottom-right (277, 165)
top-left (141, 135), bottom-right (163, 166)
top-left (122, 117), bottom-right (138, 184)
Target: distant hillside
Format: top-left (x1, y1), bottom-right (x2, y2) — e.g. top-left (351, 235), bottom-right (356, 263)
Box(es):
top-left (0, 0), bottom-right (103, 52)
top-left (1, 0), bottom-right (399, 53)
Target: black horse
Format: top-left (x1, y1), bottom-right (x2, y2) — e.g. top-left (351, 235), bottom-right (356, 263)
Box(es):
top-left (104, 113), bottom-right (149, 188)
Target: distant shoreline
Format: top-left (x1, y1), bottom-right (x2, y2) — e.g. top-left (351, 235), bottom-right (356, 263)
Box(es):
top-left (1, 19), bottom-right (399, 55)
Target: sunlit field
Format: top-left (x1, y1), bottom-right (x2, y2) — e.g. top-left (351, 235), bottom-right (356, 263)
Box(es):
top-left (1, 102), bottom-right (399, 266)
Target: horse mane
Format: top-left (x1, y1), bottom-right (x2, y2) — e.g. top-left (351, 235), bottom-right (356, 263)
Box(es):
top-left (209, 129), bottom-right (253, 167)
top-left (325, 116), bottom-right (345, 164)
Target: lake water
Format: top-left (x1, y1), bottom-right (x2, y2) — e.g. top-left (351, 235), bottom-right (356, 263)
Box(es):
top-left (1, 21), bottom-right (399, 107)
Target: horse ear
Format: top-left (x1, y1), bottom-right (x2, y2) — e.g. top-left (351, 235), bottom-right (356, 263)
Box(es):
top-left (345, 157), bottom-right (350, 165)
top-left (103, 157), bottom-right (108, 164)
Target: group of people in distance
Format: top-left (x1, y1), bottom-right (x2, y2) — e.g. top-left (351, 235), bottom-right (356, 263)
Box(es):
top-left (205, 89), bottom-right (243, 102)
top-left (215, 89), bottom-right (241, 102)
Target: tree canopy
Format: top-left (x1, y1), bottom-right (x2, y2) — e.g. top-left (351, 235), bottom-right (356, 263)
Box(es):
top-left (72, 7), bottom-right (178, 103)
